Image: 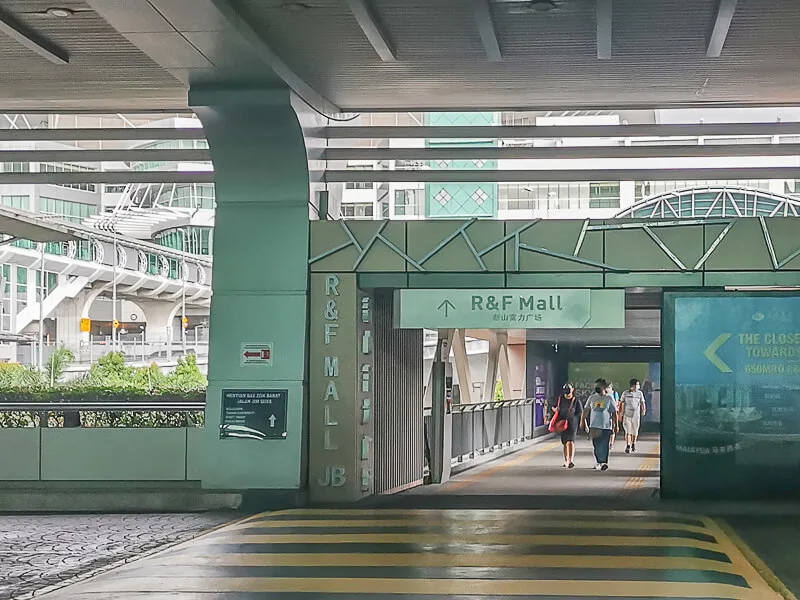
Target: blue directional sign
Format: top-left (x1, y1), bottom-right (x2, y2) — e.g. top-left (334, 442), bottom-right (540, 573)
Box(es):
top-left (675, 295), bottom-right (800, 386)
top-left (674, 295), bottom-right (800, 449)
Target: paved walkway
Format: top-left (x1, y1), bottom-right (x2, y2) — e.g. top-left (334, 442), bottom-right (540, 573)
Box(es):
top-left (0, 513), bottom-right (231, 599)
top-left (393, 433), bottom-right (661, 510)
top-left (40, 507), bottom-right (784, 599)
top-left (33, 434), bottom-right (796, 599)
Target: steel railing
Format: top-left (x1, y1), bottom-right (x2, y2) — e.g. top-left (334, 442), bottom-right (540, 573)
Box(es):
top-left (451, 398), bottom-right (535, 463)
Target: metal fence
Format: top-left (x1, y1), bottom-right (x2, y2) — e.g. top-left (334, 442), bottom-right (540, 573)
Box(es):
top-left (423, 398), bottom-right (536, 477)
top-left (451, 398), bottom-right (535, 463)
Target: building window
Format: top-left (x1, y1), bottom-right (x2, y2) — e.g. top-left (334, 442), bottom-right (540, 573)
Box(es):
top-left (341, 203), bottom-right (374, 219)
top-left (394, 189), bottom-right (424, 216)
top-left (40, 163), bottom-right (97, 192)
top-left (0, 162), bottom-right (29, 173)
top-left (153, 226), bottom-right (213, 256)
top-left (588, 182), bottom-right (621, 209)
top-left (39, 197), bottom-right (98, 223)
top-left (344, 164), bottom-right (374, 190)
top-left (0, 195), bottom-right (30, 210)
top-left (104, 185), bottom-right (127, 194)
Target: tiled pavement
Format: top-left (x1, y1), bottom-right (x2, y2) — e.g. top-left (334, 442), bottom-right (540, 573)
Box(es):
top-left (0, 513), bottom-right (231, 599)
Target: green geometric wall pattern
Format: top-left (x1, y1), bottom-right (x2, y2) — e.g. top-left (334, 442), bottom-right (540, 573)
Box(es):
top-left (309, 217), bottom-right (800, 290)
top-left (425, 112), bottom-right (498, 219)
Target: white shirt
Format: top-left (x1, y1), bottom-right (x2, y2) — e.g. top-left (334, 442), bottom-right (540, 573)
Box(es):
top-left (621, 390), bottom-right (644, 418)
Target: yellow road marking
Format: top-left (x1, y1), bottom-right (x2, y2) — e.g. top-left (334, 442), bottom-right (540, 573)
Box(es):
top-left (151, 551), bottom-right (743, 573)
top-left (65, 576), bottom-right (770, 598)
top-left (273, 508), bottom-right (703, 520)
top-left (715, 519), bottom-right (798, 600)
top-left (446, 441), bottom-right (561, 491)
top-left (230, 518), bottom-right (711, 535)
top-left (698, 517), bottom-right (786, 598)
top-left (199, 533), bottom-right (722, 550)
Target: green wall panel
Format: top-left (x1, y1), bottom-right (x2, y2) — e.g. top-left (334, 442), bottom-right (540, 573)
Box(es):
top-left (605, 224), bottom-right (704, 272)
top-left (359, 273), bottom-right (409, 289)
top-left (310, 221), bottom-right (361, 273)
top-left (703, 271), bottom-right (800, 288)
top-left (185, 427), bottom-right (204, 481)
top-left (406, 221), bottom-right (504, 272)
top-left (507, 273), bottom-right (605, 288)
top-left (407, 273), bottom-right (506, 288)
top-left (347, 221), bottom-right (408, 272)
top-left (762, 218), bottom-right (800, 269)
top-left (0, 429), bottom-right (39, 480)
top-left (506, 221), bottom-right (604, 272)
top-left (704, 220), bottom-right (773, 271)
top-left (606, 272), bottom-right (704, 288)
top-left (40, 429), bottom-right (187, 481)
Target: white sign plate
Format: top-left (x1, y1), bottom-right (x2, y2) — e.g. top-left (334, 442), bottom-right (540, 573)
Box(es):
top-left (240, 342), bottom-right (273, 367)
top-left (395, 289), bottom-right (624, 329)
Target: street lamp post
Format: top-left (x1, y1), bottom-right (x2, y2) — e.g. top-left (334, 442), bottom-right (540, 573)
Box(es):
top-left (37, 243), bottom-right (45, 371)
top-left (110, 220), bottom-right (118, 354)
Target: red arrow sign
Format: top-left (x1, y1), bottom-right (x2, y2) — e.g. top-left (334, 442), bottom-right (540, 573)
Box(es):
top-left (243, 349), bottom-right (271, 359)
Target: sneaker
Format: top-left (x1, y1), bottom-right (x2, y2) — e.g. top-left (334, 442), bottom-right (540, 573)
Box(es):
top-left (568, 462), bottom-right (575, 469)
top-left (601, 464), bottom-right (609, 471)
top-left (594, 464), bottom-right (602, 470)
top-left (625, 446), bottom-right (631, 454)
top-left (564, 462), bottom-right (569, 468)
top-left (632, 445), bottom-right (637, 453)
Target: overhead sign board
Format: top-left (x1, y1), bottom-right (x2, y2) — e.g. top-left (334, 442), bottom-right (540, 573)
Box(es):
top-left (395, 288), bottom-right (624, 329)
top-left (240, 342), bottom-right (273, 367)
top-left (220, 388), bottom-right (288, 440)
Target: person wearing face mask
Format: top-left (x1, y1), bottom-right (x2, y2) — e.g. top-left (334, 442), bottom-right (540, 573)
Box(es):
top-left (551, 383), bottom-right (581, 469)
top-left (620, 378), bottom-right (646, 454)
top-left (581, 379), bottom-right (619, 471)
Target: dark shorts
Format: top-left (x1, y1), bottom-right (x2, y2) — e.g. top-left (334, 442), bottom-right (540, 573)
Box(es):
top-left (560, 418), bottom-right (579, 443)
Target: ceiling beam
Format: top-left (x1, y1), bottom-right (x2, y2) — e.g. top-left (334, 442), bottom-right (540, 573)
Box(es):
top-left (0, 128), bottom-right (206, 142)
top-left (0, 172), bottom-right (214, 185)
top-left (346, 0), bottom-right (396, 62)
top-left (211, 0), bottom-right (341, 114)
top-left (707, 0), bottom-right (738, 58)
top-left (322, 143), bottom-right (800, 161)
top-left (324, 166), bottom-right (800, 183)
top-left (0, 149), bottom-right (211, 163)
top-left (0, 8), bottom-right (68, 65)
top-left (471, 0), bottom-right (502, 62)
top-left (325, 122), bottom-right (800, 139)
top-left (596, 0), bottom-right (612, 60)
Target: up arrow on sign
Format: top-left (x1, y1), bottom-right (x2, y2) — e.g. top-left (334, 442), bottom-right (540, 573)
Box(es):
top-left (268, 414), bottom-right (277, 428)
top-left (437, 299), bottom-right (456, 317)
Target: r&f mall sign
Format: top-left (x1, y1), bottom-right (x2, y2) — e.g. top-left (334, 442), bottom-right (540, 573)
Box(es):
top-left (394, 289), bottom-right (624, 330)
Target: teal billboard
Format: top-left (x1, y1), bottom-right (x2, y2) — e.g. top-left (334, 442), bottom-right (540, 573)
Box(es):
top-left (663, 293), bottom-right (800, 499)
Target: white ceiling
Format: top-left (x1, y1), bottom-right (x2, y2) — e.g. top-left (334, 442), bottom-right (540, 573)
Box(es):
top-left (2, 0), bottom-right (800, 112)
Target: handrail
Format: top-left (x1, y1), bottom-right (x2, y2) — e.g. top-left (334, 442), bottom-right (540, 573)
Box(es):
top-left (0, 402), bottom-right (205, 412)
top-left (450, 398), bottom-right (534, 414)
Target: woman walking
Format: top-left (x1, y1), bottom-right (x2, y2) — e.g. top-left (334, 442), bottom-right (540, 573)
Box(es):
top-left (581, 378), bottom-right (619, 471)
top-left (551, 383), bottom-right (581, 469)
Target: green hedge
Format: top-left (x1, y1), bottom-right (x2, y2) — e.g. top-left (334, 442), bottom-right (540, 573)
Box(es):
top-left (0, 352), bottom-right (207, 428)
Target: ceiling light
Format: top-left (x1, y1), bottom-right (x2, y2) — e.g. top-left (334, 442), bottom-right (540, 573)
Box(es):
top-left (45, 7), bottom-right (73, 17)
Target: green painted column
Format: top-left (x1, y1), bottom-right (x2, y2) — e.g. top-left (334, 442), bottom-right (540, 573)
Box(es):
top-left (190, 88), bottom-right (310, 499)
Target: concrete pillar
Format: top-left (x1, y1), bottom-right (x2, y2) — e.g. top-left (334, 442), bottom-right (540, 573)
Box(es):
top-left (191, 87), bottom-right (312, 500)
top-left (451, 329), bottom-right (473, 404)
top-left (497, 332), bottom-right (512, 401)
top-left (138, 300), bottom-right (181, 359)
top-left (482, 331), bottom-right (501, 403)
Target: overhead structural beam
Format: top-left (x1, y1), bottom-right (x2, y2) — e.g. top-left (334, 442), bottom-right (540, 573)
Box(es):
top-left (0, 149), bottom-right (211, 163)
top-left (707, 0), bottom-right (738, 58)
top-left (326, 122), bottom-right (800, 139)
top-left (324, 166), bottom-right (800, 183)
top-left (0, 8), bottom-right (69, 65)
top-left (211, 0), bottom-right (341, 114)
top-left (471, 0), bottom-right (502, 62)
top-left (0, 171), bottom-right (214, 185)
top-left (596, 0), bottom-right (612, 60)
top-left (346, 0), bottom-right (396, 62)
top-left (322, 143), bottom-right (800, 161)
top-left (0, 128), bottom-right (206, 142)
